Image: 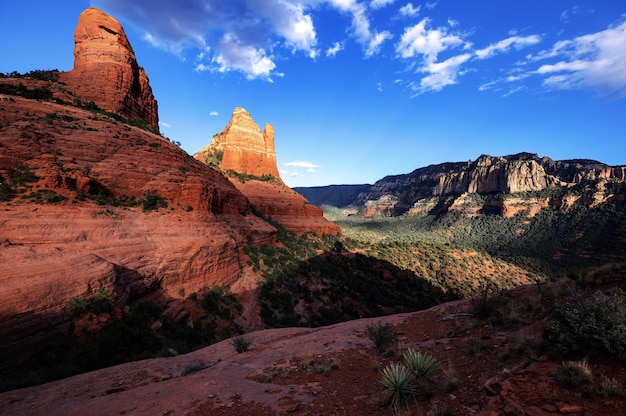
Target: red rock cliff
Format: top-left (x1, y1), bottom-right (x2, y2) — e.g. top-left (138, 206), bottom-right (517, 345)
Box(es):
top-left (195, 108), bottom-right (341, 236)
top-left (197, 107), bottom-right (279, 177)
top-left (59, 7), bottom-right (159, 129)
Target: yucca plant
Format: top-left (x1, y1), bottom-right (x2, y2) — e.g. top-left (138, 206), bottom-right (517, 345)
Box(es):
top-left (401, 348), bottom-right (440, 379)
top-left (381, 363), bottom-right (416, 412)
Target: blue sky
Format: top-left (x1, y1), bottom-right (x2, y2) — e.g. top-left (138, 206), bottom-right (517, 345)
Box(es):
top-left (1, 1), bottom-right (626, 187)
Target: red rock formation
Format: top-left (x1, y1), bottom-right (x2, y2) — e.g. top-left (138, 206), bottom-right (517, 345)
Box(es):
top-left (59, 8), bottom-right (159, 129)
top-left (196, 107), bottom-right (279, 177)
top-left (0, 95), bottom-right (276, 363)
top-left (231, 179), bottom-right (342, 236)
top-left (195, 107), bottom-right (341, 236)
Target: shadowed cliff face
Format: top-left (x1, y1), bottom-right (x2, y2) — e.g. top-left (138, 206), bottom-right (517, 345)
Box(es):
top-left (59, 7), bottom-right (159, 129)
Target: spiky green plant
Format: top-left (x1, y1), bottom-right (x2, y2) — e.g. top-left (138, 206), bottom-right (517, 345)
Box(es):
top-left (401, 348), bottom-right (440, 379)
top-left (380, 363), bottom-right (416, 412)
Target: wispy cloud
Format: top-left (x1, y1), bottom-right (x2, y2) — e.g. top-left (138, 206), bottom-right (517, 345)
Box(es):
top-left (530, 20), bottom-right (626, 96)
top-left (475, 35), bottom-right (541, 59)
top-left (209, 111), bottom-right (219, 116)
top-left (370, 0), bottom-right (395, 9)
top-left (419, 53), bottom-right (472, 91)
top-left (159, 121), bottom-right (172, 128)
top-left (399, 3), bottom-right (420, 17)
top-left (284, 161), bottom-right (322, 172)
top-left (326, 41), bottom-right (344, 57)
top-left (395, 17), bottom-right (471, 93)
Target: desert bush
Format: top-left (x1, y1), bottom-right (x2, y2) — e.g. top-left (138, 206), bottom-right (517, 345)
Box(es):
top-left (367, 321), bottom-right (398, 352)
top-left (8, 164), bottom-right (38, 185)
top-left (231, 334), bottom-right (253, 353)
top-left (554, 359), bottom-right (592, 387)
top-left (543, 290), bottom-right (626, 360)
top-left (68, 288), bottom-right (113, 316)
top-left (141, 191), bottom-right (168, 212)
top-left (597, 375), bottom-right (623, 397)
top-left (380, 363), bottom-right (416, 412)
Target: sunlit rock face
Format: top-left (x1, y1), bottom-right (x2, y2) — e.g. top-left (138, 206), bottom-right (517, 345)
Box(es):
top-left (195, 107), bottom-right (341, 236)
top-left (197, 107), bottom-right (280, 178)
top-left (59, 7), bottom-right (159, 129)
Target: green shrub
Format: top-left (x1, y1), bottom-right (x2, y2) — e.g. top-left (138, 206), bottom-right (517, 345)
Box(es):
top-left (597, 375), bottom-right (623, 397)
top-left (401, 349), bottom-right (440, 379)
top-left (9, 164), bottom-right (38, 185)
top-left (141, 191), bottom-right (168, 212)
top-left (367, 321), bottom-right (398, 352)
top-left (0, 175), bottom-right (12, 201)
top-left (230, 335), bottom-right (252, 353)
top-left (554, 360), bottom-right (592, 387)
top-left (68, 288), bottom-right (113, 316)
top-left (543, 290), bottom-right (626, 360)
top-left (380, 363), bottom-right (416, 412)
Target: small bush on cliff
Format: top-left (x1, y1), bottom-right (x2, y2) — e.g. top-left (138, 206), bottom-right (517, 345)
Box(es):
top-left (543, 289), bottom-right (626, 360)
top-left (68, 288), bottom-right (113, 316)
top-left (0, 174), bottom-right (12, 201)
top-left (141, 191), bottom-right (168, 212)
top-left (231, 334), bottom-right (253, 353)
top-left (367, 321), bottom-right (398, 352)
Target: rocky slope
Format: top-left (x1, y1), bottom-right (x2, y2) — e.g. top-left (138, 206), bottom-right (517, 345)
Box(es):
top-left (297, 153), bottom-right (626, 217)
top-left (195, 107), bottom-right (341, 236)
top-left (2, 271), bottom-right (625, 416)
top-left (0, 7), bottom-right (282, 382)
top-left (0, 93), bottom-right (276, 367)
top-left (59, 7), bottom-right (159, 129)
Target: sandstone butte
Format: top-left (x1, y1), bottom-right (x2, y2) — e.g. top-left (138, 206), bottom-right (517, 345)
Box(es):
top-left (59, 7), bottom-right (159, 129)
top-left (0, 7), bottom-right (337, 371)
top-left (195, 107), bottom-right (341, 236)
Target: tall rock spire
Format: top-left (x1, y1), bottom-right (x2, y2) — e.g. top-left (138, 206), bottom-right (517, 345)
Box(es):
top-left (60, 7), bottom-right (159, 130)
top-left (197, 107), bottom-right (280, 178)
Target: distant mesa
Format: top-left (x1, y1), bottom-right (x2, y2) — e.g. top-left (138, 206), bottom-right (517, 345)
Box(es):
top-left (59, 7), bottom-right (159, 130)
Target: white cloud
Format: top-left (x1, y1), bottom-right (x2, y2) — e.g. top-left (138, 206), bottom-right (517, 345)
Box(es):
top-left (159, 121), bottom-right (172, 128)
top-left (284, 161), bottom-right (322, 172)
top-left (326, 41), bottom-right (344, 57)
top-left (420, 53), bottom-right (472, 91)
top-left (261, 0), bottom-right (317, 53)
top-left (365, 31), bottom-right (393, 57)
top-left (399, 3), bottom-right (420, 17)
top-left (424, 1), bottom-right (438, 10)
top-left (370, 0), bottom-right (394, 9)
top-left (475, 35), bottom-right (541, 59)
top-left (531, 20), bottom-right (626, 96)
top-left (212, 33), bottom-right (276, 80)
top-left (396, 18), bottom-right (465, 61)
top-left (209, 111), bottom-right (219, 116)
top-left (395, 18), bottom-right (472, 93)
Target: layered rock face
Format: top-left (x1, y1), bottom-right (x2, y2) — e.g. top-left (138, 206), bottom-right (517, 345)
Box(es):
top-left (0, 90), bottom-right (275, 366)
top-left (59, 8), bottom-right (159, 129)
top-left (298, 153), bottom-right (626, 218)
top-left (196, 107), bottom-right (279, 177)
top-left (195, 108), bottom-right (341, 235)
